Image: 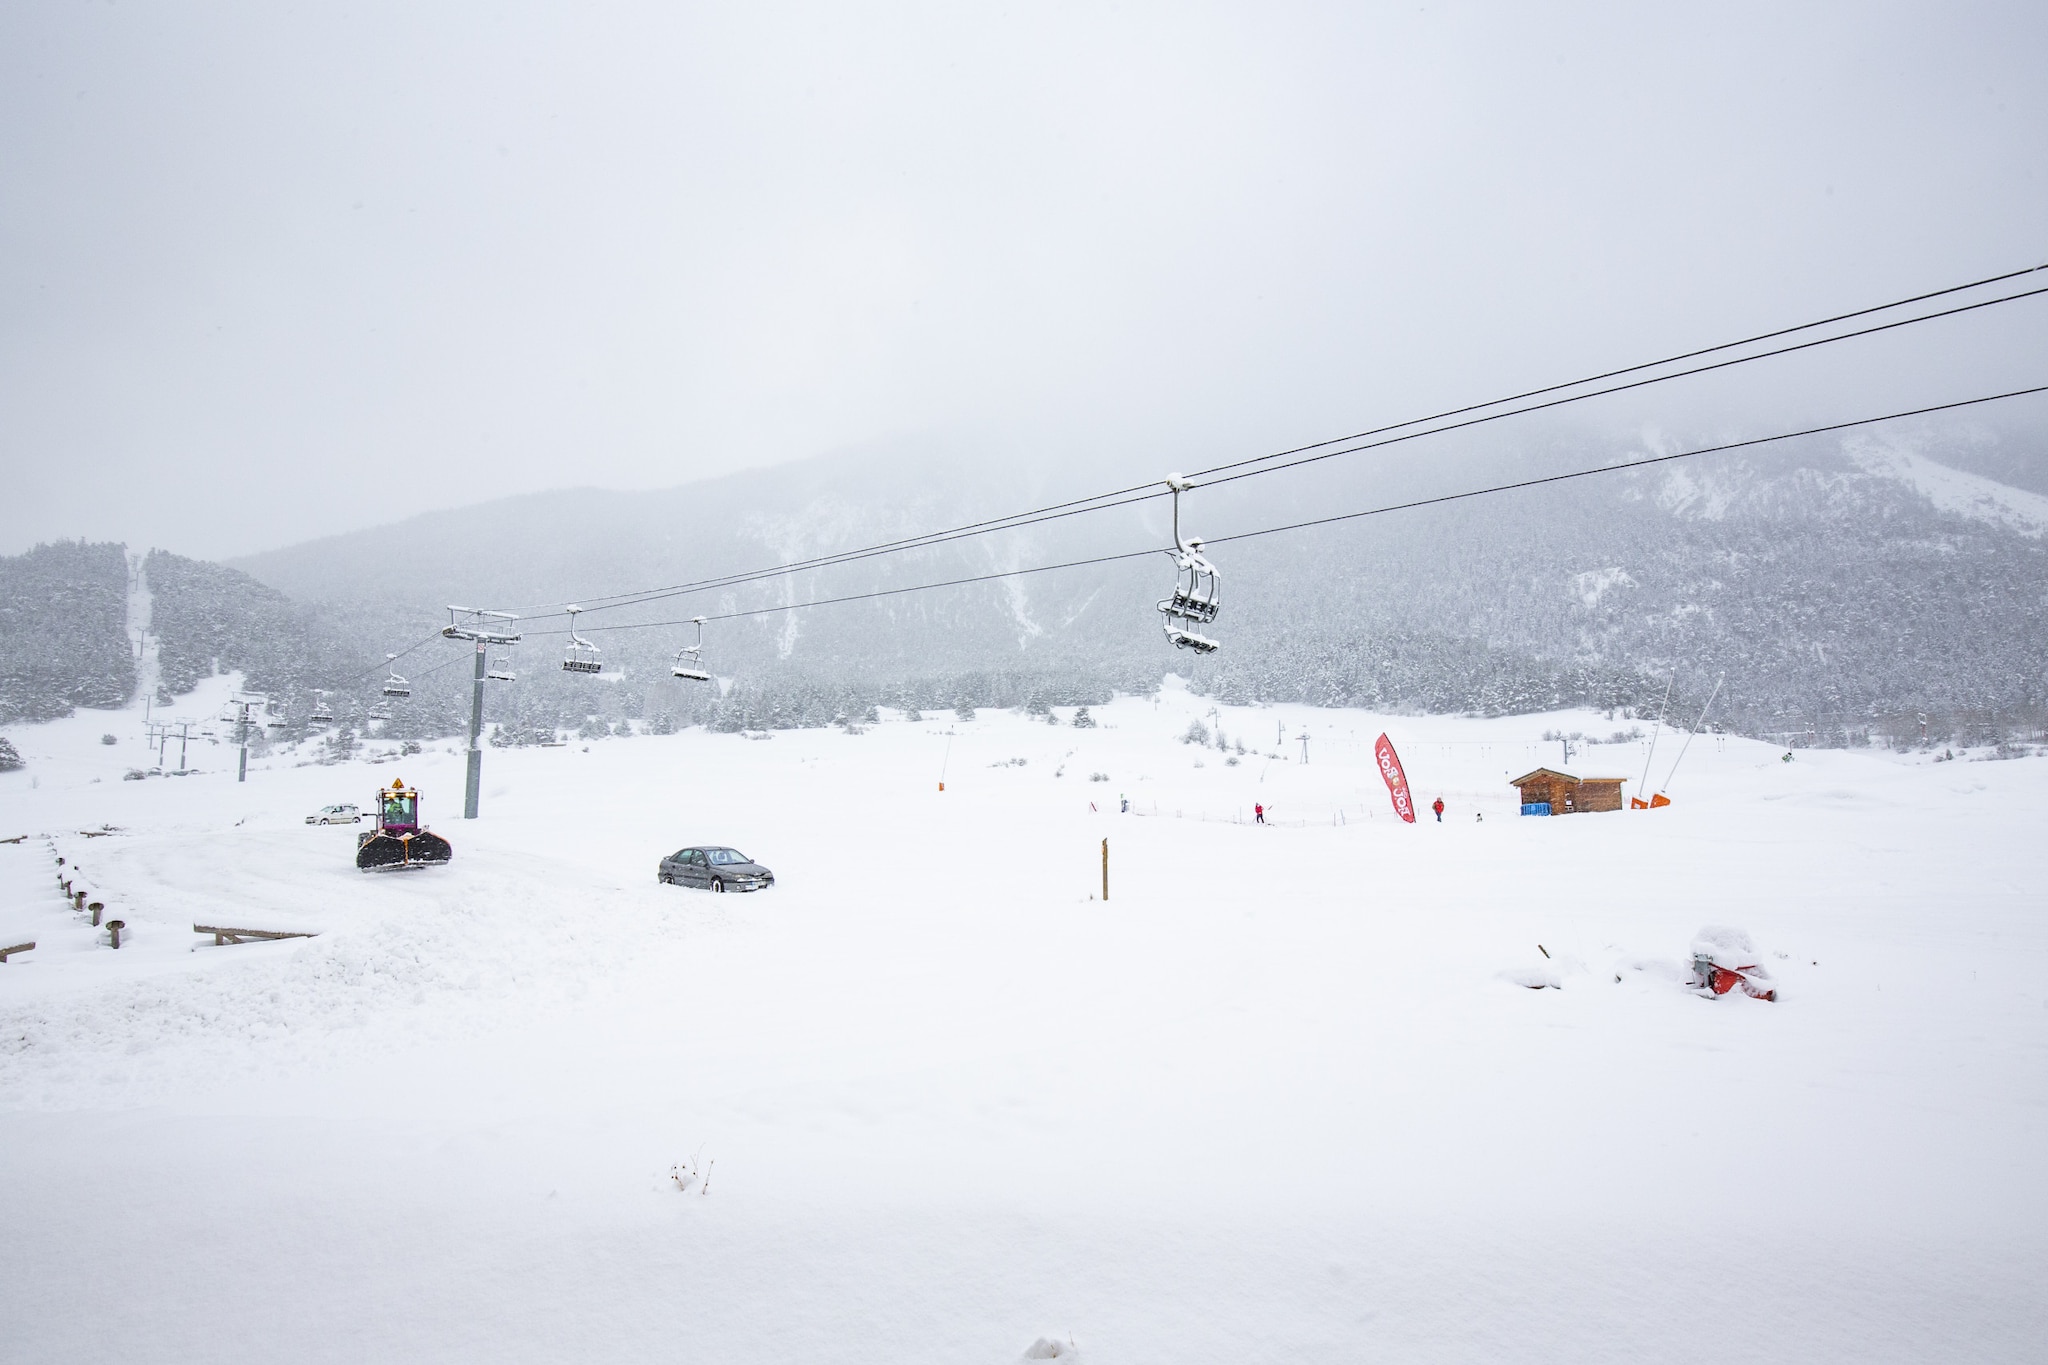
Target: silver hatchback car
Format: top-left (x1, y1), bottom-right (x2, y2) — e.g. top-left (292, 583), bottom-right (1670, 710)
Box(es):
top-left (658, 846), bottom-right (774, 893)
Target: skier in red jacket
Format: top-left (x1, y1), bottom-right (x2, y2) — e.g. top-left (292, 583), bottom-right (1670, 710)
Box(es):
top-left (1254, 803), bottom-right (1265, 824)
top-left (1432, 797), bottom-right (1445, 822)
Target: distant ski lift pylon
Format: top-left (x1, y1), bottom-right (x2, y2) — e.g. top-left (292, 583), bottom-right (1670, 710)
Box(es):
top-left (671, 617), bottom-right (713, 682)
top-left (1156, 474), bottom-right (1221, 653)
top-left (561, 606), bottom-right (604, 674)
top-left (381, 655), bottom-right (412, 699)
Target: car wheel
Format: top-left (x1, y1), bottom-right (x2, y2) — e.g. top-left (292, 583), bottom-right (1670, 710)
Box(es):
top-left (710, 878), bottom-right (725, 894)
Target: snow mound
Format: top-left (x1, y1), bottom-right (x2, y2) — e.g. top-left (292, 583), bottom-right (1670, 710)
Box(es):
top-left (1499, 966), bottom-right (1561, 990)
top-left (1016, 1338), bottom-right (1081, 1362)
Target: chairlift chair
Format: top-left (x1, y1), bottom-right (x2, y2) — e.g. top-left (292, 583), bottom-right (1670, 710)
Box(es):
top-left (671, 617), bottom-right (713, 682)
top-left (486, 649), bottom-right (517, 682)
top-left (561, 606), bottom-right (604, 674)
top-left (309, 689), bottom-right (335, 724)
top-left (1155, 475), bottom-right (1222, 653)
top-left (382, 655), bottom-right (412, 699)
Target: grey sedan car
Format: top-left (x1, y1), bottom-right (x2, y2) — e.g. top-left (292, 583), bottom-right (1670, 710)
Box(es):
top-left (658, 846), bottom-right (774, 893)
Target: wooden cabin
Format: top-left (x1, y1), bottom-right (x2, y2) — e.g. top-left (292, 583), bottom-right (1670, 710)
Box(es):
top-left (1510, 768), bottom-right (1628, 815)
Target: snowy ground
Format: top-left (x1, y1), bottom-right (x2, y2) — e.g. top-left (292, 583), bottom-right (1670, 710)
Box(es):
top-left (2, 676), bottom-right (2044, 1363)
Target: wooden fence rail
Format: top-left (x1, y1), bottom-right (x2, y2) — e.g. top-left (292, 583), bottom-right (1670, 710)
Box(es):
top-left (194, 925), bottom-right (318, 947)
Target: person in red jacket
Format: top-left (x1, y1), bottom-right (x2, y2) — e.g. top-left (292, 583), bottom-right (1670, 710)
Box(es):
top-left (1432, 797), bottom-right (1445, 822)
top-left (1254, 803), bottom-right (1265, 824)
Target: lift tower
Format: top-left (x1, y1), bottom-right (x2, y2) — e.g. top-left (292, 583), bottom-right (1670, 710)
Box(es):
top-left (441, 608), bottom-right (523, 819)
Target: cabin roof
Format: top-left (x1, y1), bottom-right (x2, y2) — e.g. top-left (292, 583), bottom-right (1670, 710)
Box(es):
top-left (1508, 768), bottom-right (1629, 787)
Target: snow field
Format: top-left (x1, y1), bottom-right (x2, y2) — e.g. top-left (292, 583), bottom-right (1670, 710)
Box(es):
top-left (1, 679), bottom-right (2044, 1362)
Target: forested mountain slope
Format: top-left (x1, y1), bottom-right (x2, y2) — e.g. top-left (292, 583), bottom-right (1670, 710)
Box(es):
top-left (225, 426), bottom-right (2048, 747)
top-left (0, 542), bottom-right (134, 724)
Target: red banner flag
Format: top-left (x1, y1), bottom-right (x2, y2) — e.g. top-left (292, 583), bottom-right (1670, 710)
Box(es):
top-left (1374, 733), bottom-right (1416, 824)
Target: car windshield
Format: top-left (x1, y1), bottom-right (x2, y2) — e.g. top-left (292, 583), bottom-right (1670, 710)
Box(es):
top-left (707, 848), bottom-right (748, 865)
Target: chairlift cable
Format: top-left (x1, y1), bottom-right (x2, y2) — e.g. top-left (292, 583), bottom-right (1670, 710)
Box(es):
top-left (1181, 264), bottom-right (2048, 484)
top-left (498, 266), bottom-right (2048, 625)
top-left (508, 381), bottom-right (2046, 639)
top-left (1188, 284), bottom-right (2048, 492)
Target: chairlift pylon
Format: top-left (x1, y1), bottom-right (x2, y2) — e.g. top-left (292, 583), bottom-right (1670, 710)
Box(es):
top-left (381, 655), bottom-right (412, 699)
top-left (1155, 474), bottom-right (1222, 653)
top-left (561, 606), bottom-right (603, 674)
top-left (671, 616), bottom-right (713, 682)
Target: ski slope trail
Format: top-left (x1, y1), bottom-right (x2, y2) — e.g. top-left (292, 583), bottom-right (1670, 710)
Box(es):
top-left (0, 688), bottom-right (2043, 1362)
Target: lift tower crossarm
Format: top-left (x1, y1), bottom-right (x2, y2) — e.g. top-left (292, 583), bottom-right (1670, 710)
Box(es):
top-left (441, 607), bottom-right (523, 646)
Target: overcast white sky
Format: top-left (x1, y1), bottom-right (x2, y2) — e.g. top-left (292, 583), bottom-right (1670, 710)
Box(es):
top-left (2, 1), bottom-right (2044, 558)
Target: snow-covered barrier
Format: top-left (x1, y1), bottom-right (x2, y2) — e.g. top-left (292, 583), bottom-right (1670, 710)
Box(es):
top-left (50, 842), bottom-right (124, 934)
top-left (1689, 925), bottom-right (1777, 1001)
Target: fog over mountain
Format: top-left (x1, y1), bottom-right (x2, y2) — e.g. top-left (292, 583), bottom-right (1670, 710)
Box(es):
top-left (3, 1), bottom-right (2044, 750)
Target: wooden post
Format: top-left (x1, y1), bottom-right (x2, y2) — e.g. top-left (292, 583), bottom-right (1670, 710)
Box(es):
top-left (1101, 837), bottom-right (1109, 902)
top-left (88, 902), bottom-right (103, 927)
top-left (106, 921), bottom-right (125, 949)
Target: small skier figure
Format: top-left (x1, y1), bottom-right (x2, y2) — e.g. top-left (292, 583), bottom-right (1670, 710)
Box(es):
top-left (1254, 803), bottom-right (1265, 824)
top-left (1432, 797), bottom-right (1445, 823)
top-left (1120, 794), bottom-right (1129, 813)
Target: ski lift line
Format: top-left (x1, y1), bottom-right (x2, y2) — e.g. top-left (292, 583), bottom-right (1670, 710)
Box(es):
top-left (1189, 382), bottom-right (2048, 549)
top-left (1188, 283), bottom-right (2048, 493)
top-left (492, 268), bottom-right (2048, 625)
top-left (506, 381), bottom-right (2048, 639)
top-left (1178, 261), bottom-right (2048, 483)
top-left (342, 628), bottom-right (448, 685)
top-left (516, 545), bottom-right (1166, 637)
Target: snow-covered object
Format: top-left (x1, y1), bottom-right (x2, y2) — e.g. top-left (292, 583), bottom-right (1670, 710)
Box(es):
top-left (1690, 925), bottom-right (1776, 1001)
top-left (1016, 1338), bottom-right (1081, 1363)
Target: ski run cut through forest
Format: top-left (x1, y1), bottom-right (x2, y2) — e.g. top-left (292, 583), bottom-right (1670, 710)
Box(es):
top-left (1, 670), bottom-right (2043, 1363)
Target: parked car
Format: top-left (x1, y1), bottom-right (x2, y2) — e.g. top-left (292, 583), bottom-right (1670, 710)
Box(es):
top-left (307, 804), bottom-right (362, 825)
top-left (658, 846), bottom-right (774, 893)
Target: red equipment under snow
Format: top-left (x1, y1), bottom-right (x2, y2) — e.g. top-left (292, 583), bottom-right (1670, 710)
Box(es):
top-left (1689, 925), bottom-right (1777, 1001)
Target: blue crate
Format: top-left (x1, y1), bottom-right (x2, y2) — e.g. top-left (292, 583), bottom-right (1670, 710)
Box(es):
top-left (1520, 802), bottom-right (1552, 817)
